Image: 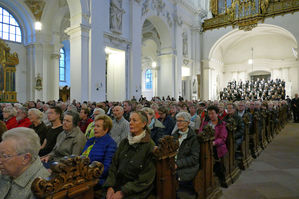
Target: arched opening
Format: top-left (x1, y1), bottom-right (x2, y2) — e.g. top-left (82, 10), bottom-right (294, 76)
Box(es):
top-left (141, 16), bottom-right (173, 99)
top-left (207, 24), bottom-right (298, 99)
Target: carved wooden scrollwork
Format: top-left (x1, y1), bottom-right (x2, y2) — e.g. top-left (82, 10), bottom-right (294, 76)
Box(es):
top-left (226, 117), bottom-right (237, 132)
top-left (31, 156), bottom-right (104, 198)
top-left (198, 125), bottom-right (215, 142)
top-left (153, 135), bottom-right (179, 160)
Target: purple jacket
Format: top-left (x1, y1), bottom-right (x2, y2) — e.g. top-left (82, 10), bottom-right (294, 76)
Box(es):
top-left (199, 120), bottom-right (228, 158)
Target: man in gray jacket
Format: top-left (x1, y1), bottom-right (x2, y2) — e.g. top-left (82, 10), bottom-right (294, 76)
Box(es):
top-left (109, 106), bottom-right (130, 146)
top-left (41, 111), bottom-right (86, 167)
top-left (0, 127), bottom-right (50, 199)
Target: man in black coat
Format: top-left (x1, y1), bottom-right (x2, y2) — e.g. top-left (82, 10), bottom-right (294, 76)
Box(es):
top-left (223, 102), bottom-right (245, 159)
top-left (291, 93), bottom-right (299, 122)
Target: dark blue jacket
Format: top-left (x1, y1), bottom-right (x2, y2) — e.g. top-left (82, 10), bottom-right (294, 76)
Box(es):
top-left (159, 115), bottom-right (175, 136)
top-left (82, 133), bottom-right (117, 185)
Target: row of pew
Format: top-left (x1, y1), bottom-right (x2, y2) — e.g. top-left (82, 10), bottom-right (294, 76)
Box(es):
top-left (31, 104), bottom-right (289, 199)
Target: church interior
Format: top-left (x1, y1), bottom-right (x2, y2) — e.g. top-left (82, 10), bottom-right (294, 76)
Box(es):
top-left (0, 0), bottom-right (298, 199)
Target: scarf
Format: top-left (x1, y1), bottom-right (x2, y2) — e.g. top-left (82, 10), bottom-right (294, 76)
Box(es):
top-left (178, 128), bottom-right (189, 146)
top-left (128, 130), bottom-right (146, 145)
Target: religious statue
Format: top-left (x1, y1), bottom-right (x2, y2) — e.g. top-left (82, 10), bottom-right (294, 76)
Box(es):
top-left (182, 32), bottom-right (188, 57)
top-left (110, 0), bottom-right (125, 34)
top-left (35, 74), bottom-right (42, 91)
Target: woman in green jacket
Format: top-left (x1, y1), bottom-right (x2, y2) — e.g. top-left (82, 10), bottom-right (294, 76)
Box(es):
top-left (103, 111), bottom-right (156, 199)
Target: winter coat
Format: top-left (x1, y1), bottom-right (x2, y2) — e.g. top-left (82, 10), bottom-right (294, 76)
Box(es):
top-left (200, 120), bottom-right (228, 158)
top-left (5, 116), bottom-right (17, 130)
top-left (103, 132), bottom-right (156, 199)
top-left (172, 128), bottom-right (200, 182)
top-left (150, 119), bottom-right (165, 145)
top-left (82, 133), bottom-right (117, 185)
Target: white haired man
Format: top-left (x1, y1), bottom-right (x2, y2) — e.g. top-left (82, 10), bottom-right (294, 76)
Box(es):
top-left (109, 106), bottom-right (130, 146)
top-left (0, 127), bottom-right (50, 198)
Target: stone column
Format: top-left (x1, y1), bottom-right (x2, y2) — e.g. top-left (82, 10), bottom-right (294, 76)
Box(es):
top-left (202, 60), bottom-right (216, 100)
top-left (158, 48), bottom-right (176, 98)
top-left (65, 24), bottom-right (90, 102)
top-left (129, 0), bottom-right (142, 99)
top-left (49, 52), bottom-right (60, 100)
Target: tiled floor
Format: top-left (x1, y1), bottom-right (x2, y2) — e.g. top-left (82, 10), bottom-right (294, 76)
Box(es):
top-left (220, 123), bottom-right (299, 199)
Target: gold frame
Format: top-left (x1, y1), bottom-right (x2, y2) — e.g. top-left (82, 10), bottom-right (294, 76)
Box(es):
top-left (204, 0), bottom-right (299, 31)
top-left (0, 39), bottom-right (19, 102)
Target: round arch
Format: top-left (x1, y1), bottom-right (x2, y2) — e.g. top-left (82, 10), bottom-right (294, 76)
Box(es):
top-left (66, 0), bottom-right (90, 26)
top-left (142, 14), bottom-right (172, 49)
top-left (209, 24), bottom-right (298, 62)
top-left (0, 0), bottom-right (35, 44)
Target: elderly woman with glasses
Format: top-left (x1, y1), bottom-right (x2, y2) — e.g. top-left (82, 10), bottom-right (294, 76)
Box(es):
top-left (173, 111), bottom-right (200, 199)
top-left (103, 111), bottom-right (156, 199)
top-left (0, 127), bottom-right (50, 199)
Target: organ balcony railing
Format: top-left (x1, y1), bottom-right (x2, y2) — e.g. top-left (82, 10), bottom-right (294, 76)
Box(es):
top-left (203, 0), bottom-right (299, 31)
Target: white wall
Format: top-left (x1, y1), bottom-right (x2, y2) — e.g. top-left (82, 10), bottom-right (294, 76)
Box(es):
top-left (7, 41), bottom-right (27, 103)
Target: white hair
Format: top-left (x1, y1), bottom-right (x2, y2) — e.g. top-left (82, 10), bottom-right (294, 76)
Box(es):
top-left (28, 108), bottom-right (44, 120)
top-left (176, 111), bottom-right (191, 122)
top-left (3, 106), bottom-right (17, 117)
top-left (2, 127), bottom-right (41, 162)
top-left (93, 108), bottom-right (105, 115)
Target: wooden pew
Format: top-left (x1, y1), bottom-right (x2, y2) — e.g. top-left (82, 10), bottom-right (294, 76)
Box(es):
top-left (249, 112), bottom-right (262, 158)
top-left (194, 125), bottom-right (222, 199)
top-left (224, 117), bottom-right (241, 184)
top-left (32, 156), bottom-right (104, 199)
top-left (260, 110), bottom-right (268, 149)
top-left (153, 135), bottom-right (179, 199)
top-left (264, 110), bottom-right (272, 143)
top-left (239, 113), bottom-right (253, 170)
top-left (269, 110), bottom-right (276, 139)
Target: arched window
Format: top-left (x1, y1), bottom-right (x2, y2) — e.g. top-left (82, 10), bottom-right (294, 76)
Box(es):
top-left (59, 48), bottom-right (66, 82)
top-left (145, 69), bottom-right (152, 89)
top-left (0, 7), bottom-right (22, 42)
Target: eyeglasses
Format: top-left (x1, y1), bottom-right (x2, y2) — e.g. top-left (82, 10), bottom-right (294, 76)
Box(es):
top-left (176, 120), bottom-right (188, 123)
top-left (0, 153), bottom-right (23, 160)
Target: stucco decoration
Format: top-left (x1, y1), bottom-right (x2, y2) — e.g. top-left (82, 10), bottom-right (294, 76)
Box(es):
top-left (182, 32), bottom-right (188, 57)
top-left (24, 0), bottom-right (45, 21)
top-left (152, 0), bottom-right (165, 16)
top-left (110, 0), bottom-right (125, 34)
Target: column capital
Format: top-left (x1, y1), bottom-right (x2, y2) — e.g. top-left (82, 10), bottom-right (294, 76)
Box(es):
top-left (65, 23), bottom-right (91, 38)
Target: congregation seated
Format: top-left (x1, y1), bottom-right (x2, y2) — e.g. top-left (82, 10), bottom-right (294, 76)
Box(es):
top-left (142, 107), bottom-right (165, 145)
top-left (0, 127), bottom-right (50, 199)
top-left (199, 105), bottom-right (228, 186)
top-left (172, 112), bottom-right (200, 199)
top-left (103, 111), bottom-right (156, 199)
top-left (40, 110), bottom-right (86, 168)
top-left (39, 106), bottom-right (64, 157)
top-left (81, 115), bottom-right (116, 186)
top-left (2, 106), bottom-right (17, 130)
top-left (28, 108), bottom-right (48, 147)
